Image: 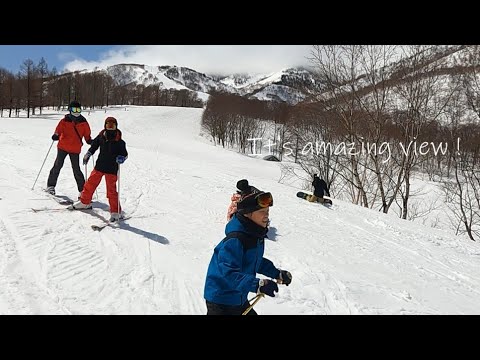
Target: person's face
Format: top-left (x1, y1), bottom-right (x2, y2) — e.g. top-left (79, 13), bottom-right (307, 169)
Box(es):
top-left (245, 207), bottom-right (270, 227)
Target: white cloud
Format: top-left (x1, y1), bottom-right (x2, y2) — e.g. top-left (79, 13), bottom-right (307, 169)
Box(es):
top-left (62, 45), bottom-right (313, 75)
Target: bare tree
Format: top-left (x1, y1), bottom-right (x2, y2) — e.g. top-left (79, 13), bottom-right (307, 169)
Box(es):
top-left (353, 45), bottom-right (399, 212)
top-left (37, 57), bottom-right (48, 114)
top-left (442, 48), bottom-right (480, 240)
top-left (392, 45), bottom-right (457, 219)
top-left (20, 59), bottom-right (36, 118)
top-left (5, 72), bottom-right (15, 117)
top-left (444, 157), bottom-right (480, 241)
top-left (308, 45), bottom-right (370, 206)
top-left (0, 67), bottom-right (11, 116)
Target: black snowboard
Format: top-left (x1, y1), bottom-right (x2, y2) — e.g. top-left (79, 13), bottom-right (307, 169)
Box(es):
top-left (296, 191), bottom-right (332, 205)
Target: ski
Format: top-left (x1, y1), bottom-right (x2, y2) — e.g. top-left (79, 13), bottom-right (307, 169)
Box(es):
top-left (91, 216), bottom-right (132, 231)
top-left (41, 189), bottom-right (75, 205)
top-left (31, 197), bottom-right (75, 212)
top-left (31, 205), bottom-right (90, 213)
top-left (49, 196), bottom-right (74, 206)
top-left (31, 206), bottom-right (88, 212)
top-left (31, 207), bottom-right (69, 213)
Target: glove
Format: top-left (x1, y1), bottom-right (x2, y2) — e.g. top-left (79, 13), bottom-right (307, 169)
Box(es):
top-left (83, 152), bottom-right (92, 165)
top-left (257, 279), bottom-right (278, 297)
top-left (51, 134), bottom-right (59, 141)
top-left (278, 270), bottom-right (292, 286)
top-left (86, 138), bottom-right (92, 145)
top-left (116, 155), bottom-right (126, 164)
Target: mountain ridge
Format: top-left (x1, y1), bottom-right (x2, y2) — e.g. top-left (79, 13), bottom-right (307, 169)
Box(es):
top-left (58, 45), bottom-right (476, 106)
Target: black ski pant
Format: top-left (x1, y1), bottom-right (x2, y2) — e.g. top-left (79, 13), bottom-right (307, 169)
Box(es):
top-left (47, 149), bottom-right (85, 192)
top-left (206, 300), bottom-right (258, 315)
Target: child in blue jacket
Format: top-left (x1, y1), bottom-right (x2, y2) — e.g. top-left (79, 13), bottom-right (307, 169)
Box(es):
top-left (204, 183), bottom-right (292, 315)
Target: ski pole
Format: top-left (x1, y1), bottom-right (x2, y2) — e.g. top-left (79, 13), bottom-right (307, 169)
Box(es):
top-left (90, 153), bottom-right (98, 199)
top-left (31, 140), bottom-right (54, 190)
top-left (242, 293), bottom-right (264, 315)
top-left (84, 161), bottom-right (88, 199)
top-left (242, 279), bottom-right (282, 315)
top-left (117, 163), bottom-right (121, 215)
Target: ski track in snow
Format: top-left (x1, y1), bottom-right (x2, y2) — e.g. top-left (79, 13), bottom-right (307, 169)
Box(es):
top-left (277, 199), bottom-right (480, 314)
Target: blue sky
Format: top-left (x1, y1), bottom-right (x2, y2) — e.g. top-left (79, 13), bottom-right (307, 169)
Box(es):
top-left (0, 45), bottom-right (116, 73)
top-left (0, 45), bottom-right (312, 75)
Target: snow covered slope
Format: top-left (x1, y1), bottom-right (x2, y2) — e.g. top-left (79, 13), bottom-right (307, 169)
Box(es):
top-left (0, 105), bottom-right (479, 314)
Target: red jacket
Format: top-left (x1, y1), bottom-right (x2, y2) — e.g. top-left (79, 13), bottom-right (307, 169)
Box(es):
top-left (54, 114), bottom-right (92, 154)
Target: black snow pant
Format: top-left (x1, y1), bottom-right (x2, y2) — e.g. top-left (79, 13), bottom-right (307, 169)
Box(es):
top-left (206, 300), bottom-right (258, 315)
top-left (47, 149), bottom-right (85, 192)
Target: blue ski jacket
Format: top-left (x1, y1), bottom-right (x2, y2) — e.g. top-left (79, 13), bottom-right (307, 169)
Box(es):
top-left (204, 213), bottom-right (280, 306)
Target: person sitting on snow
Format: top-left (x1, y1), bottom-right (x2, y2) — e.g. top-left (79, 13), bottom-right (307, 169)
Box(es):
top-left (310, 174), bottom-right (330, 203)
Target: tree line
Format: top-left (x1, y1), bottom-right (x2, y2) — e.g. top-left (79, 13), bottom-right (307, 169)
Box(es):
top-left (0, 59), bottom-right (203, 117)
top-left (202, 45), bottom-right (480, 241)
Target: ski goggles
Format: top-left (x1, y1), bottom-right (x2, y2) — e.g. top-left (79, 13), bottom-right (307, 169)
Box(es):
top-left (256, 192), bottom-right (273, 208)
top-left (105, 120), bottom-right (117, 130)
top-left (70, 107), bottom-right (82, 113)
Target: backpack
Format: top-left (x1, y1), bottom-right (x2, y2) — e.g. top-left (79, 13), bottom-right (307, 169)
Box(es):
top-left (221, 231), bottom-right (259, 252)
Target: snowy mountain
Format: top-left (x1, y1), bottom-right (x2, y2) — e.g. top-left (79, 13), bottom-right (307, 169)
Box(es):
top-left (60, 46), bottom-right (480, 107)
top-left (218, 68), bottom-right (322, 103)
top-left (161, 66), bottom-right (234, 94)
top-left (71, 64), bottom-right (321, 105)
top-left (0, 105), bottom-right (479, 314)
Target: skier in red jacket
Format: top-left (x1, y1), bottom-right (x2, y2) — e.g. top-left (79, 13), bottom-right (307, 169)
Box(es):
top-left (46, 100), bottom-right (92, 198)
